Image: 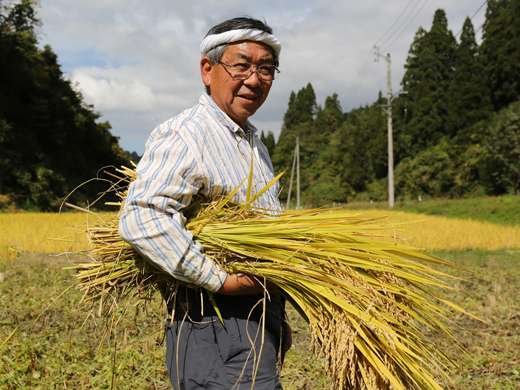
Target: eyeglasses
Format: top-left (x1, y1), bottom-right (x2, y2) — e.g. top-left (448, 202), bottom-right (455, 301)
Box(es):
top-left (218, 61), bottom-right (280, 82)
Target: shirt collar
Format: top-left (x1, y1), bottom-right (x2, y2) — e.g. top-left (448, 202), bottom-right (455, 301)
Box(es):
top-left (199, 93), bottom-right (257, 138)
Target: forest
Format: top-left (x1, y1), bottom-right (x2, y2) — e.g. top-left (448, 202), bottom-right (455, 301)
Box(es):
top-left (1, 0), bottom-right (519, 209)
top-left (0, 0), bottom-right (131, 210)
top-left (270, 1), bottom-right (520, 206)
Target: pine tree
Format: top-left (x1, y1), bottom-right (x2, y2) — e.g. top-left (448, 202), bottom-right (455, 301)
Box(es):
top-left (481, 0), bottom-right (520, 110)
top-left (401, 27), bottom-right (428, 104)
top-left (334, 99), bottom-right (386, 195)
top-left (0, 0), bottom-right (129, 209)
top-left (260, 130), bottom-right (276, 157)
top-left (447, 17), bottom-right (492, 135)
top-left (400, 9), bottom-right (457, 158)
top-left (314, 93), bottom-right (343, 135)
top-left (272, 83), bottom-right (317, 178)
top-left (304, 93), bottom-right (347, 205)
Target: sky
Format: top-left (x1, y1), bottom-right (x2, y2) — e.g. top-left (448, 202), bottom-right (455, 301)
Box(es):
top-left (37, 0), bottom-right (486, 154)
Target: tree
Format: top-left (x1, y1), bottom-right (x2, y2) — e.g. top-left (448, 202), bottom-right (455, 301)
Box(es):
top-left (478, 100), bottom-right (520, 194)
top-left (0, 0), bottom-right (130, 209)
top-left (481, 0), bottom-right (520, 110)
top-left (303, 93), bottom-right (348, 205)
top-left (1, 0), bottom-right (38, 33)
top-left (395, 139), bottom-right (457, 199)
top-left (260, 130), bottom-right (276, 157)
top-left (0, 118), bottom-right (12, 193)
top-left (272, 83), bottom-right (317, 199)
top-left (334, 98), bottom-right (386, 195)
top-left (447, 17), bottom-right (492, 135)
top-left (314, 93), bottom-right (343, 136)
top-left (400, 10), bottom-right (457, 158)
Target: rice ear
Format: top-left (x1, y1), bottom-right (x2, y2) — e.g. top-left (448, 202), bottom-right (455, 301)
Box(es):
top-left (69, 164), bottom-right (470, 390)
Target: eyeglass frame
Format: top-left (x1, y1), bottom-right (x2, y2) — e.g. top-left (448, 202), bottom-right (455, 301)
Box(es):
top-left (218, 61), bottom-right (280, 82)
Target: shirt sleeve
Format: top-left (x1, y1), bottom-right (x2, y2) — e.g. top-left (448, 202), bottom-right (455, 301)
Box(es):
top-left (118, 126), bottom-right (228, 292)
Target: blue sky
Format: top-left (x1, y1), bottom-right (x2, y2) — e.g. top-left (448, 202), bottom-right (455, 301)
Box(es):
top-left (37, 0), bottom-right (486, 153)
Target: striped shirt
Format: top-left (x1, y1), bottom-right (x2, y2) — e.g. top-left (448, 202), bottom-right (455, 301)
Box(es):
top-left (119, 93), bottom-right (281, 292)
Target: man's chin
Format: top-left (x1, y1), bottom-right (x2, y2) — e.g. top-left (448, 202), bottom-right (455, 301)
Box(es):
top-left (233, 104), bottom-right (259, 122)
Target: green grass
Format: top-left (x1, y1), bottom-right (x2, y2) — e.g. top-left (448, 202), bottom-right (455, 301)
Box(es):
top-left (430, 250), bottom-right (520, 389)
top-left (0, 254), bottom-right (169, 390)
top-left (346, 195), bottom-right (520, 226)
top-left (1, 250), bottom-right (519, 389)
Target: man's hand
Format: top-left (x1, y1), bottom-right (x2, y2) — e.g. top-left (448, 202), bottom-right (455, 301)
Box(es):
top-left (217, 273), bottom-right (265, 295)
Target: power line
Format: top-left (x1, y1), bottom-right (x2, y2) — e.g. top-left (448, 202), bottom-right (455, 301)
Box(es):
top-left (384, 0), bottom-right (430, 51)
top-left (373, 0), bottom-right (416, 47)
top-left (455, 0), bottom-right (487, 39)
top-left (378, 0), bottom-right (423, 49)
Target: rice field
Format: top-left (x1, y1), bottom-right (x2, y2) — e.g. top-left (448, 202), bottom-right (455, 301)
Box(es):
top-left (1, 207), bottom-right (520, 389)
top-left (1, 209), bottom-right (520, 260)
top-left (359, 210), bottom-right (520, 251)
top-left (0, 212), bottom-right (105, 259)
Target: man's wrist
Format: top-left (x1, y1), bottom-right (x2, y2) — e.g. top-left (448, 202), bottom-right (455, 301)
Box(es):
top-left (217, 273), bottom-right (264, 295)
top-left (204, 268), bottom-right (229, 293)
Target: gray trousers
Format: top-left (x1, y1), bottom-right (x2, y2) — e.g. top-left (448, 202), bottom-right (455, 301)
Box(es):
top-left (164, 290), bottom-right (284, 390)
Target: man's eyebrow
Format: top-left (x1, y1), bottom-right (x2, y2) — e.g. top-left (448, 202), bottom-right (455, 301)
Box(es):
top-left (234, 53), bottom-right (275, 63)
top-left (235, 53), bottom-right (252, 61)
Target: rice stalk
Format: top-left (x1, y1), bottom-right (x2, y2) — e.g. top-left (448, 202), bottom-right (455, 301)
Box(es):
top-left (69, 165), bottom-right (466, 390)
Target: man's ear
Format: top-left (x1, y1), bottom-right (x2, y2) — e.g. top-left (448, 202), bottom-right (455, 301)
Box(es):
top-left (200, 57), bottom-right (213, 90)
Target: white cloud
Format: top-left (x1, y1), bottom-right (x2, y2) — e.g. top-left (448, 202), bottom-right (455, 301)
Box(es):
top-left (37, 0), bottom-right (488, 153)
top-left (70, 66), bottom-right (195, 113)
top-left (72, 68), bottom-right (155, 112)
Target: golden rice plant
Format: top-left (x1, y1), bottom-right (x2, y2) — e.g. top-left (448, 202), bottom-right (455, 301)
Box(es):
top-left (70, 165), bottom-right (467, 390)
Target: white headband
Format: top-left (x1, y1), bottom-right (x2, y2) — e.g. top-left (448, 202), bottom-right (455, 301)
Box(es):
top-left (200, 28), bottom-right (281, 57)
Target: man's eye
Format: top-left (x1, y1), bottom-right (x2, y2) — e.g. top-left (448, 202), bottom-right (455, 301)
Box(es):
top-left (233, 63), bottom-right (250, 72)
top-left (258, 66), bottom-right (274, 75)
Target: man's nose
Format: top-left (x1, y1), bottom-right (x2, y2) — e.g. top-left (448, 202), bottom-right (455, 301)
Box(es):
top-left (243, 69), bottom-right (262, 87)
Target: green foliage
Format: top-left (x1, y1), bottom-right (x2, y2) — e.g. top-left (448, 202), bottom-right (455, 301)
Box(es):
top-left (400, 195), bottom-right (520, 226)
top-left (335, 100), bottom-right (387, 194)
top-left (315, 93), bottom-right (343, 136)
top-left (2, 1), bottom-right (518, 208)
top-left (478, 100), bottom-right (520, 194)
top-left (390, 99), bottom-right (520, 200)
top-left (272, 84), bottom-right (317, 179)
top-left (481, 0), bottom-right (520, 110)
top-left (16, 166), bottom-right (66, 210)
top-left (447, 18), bottom-right (492, 135)
top-left (0, 255), bottom-right (171, 389)
top-left (305, 94), bottom-right (352, 205)
top-left (272, 84), bottom-right (320, 202)
top-left (395, 139), bottom-right (456, 199)
top-left (0, 1), bottom-right (130, 210)
top-left (400, 10), bottom-right (457, 158)
top-left (271, 5), bottom-right (520, 205)
top-left (260, 130), bottom-right (276, 157)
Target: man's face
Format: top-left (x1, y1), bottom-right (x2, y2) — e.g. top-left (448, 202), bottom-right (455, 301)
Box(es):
top-left (201, 41), bottom-right (274, 127)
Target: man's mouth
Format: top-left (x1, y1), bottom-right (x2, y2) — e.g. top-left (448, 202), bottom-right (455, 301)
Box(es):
top-left (237, 94), bottom-right (259, 102)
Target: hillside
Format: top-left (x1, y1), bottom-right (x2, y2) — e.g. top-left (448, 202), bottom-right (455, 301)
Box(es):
top-left (0, 2), bottom-right (130, 210)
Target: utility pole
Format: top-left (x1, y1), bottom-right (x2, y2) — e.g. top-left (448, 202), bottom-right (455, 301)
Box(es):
top-left (286, 140), bottom-right (296, 209)
top-left (286, 136), bottom-right (301, 209)
top-left (296, 136), bottom-right (300, 209)
top-left (374, 46), bottom-right (395, 208)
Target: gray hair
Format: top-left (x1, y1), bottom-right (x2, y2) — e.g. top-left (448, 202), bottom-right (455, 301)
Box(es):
top-left (203, 17), bottom-right (279, 66)
top-left (205, 43), bottom-right (279, 66)
top-left (202, 17), bottom-right (279, 94)
top-left (206, 45), bottom-right (228, 65)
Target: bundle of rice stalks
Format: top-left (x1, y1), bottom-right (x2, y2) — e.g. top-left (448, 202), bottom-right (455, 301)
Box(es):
top-left (71, 165), bottom-right (467, 390)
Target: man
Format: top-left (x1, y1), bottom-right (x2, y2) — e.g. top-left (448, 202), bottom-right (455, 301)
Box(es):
top-left (119, 17), bottom-right (289, 390)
